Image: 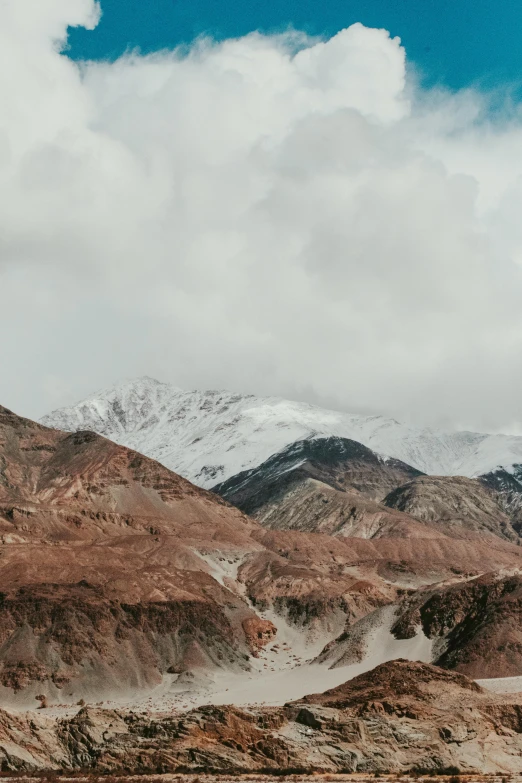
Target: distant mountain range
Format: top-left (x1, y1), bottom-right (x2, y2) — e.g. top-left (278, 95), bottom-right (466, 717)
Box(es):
top-left (41, 376), bottom-right (522, 487)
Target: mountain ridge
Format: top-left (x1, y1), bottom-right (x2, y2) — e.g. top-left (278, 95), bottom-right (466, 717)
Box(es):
top-left (41, 376), bottom-right (522, 488)
top-left (213, 436), bottom-right (438, 539)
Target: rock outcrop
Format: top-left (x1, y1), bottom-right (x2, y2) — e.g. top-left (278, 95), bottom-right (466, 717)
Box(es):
top-left (1, 660), bottom-right (522, 773)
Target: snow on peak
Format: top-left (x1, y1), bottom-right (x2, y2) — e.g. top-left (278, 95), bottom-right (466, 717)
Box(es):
top-left (40, 377), bottom-right (522, 488)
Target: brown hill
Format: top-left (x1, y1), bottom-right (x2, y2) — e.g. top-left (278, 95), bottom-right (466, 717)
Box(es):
top-left (215, 438), bottom-right (520, 544)
top-left (245, 477), bottom-right (448, 539)
top-left (384, 475), bottom-right (519, 542)
top-left (0, 404), bottom-right (259, 543)
top-left (391, 571), bottom-right (522, 678)
top-left (256, 528), bottom-right (522, 588)
top-left (0, 405), bottom-right (264, 702)
top-left (214, 437), bottom-right (443, 539)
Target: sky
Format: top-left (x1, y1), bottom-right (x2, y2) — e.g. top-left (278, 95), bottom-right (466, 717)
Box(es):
top-left (3, 0), bottom-right (522, 433)
top-left (67, 0), bottom-right (522, 95)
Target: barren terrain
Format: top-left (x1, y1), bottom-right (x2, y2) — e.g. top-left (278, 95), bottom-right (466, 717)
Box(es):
top-left (4, 400), bottom-right (522, 773)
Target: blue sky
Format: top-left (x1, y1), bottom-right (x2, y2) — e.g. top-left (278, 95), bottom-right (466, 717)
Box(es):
top-left (68, 0), bottom-right (521, 91)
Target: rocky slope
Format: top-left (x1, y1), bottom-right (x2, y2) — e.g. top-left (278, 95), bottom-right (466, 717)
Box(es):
top-left (214, 436), bottom-right (420, 500)
top-left (214, 438), bottom-right (522, 543)
top-left (391, 572), bottom-right (522, 679)
top-left (317, 570), bottom-right (522, 682)
top-left (214, 436), bottom-right (424, 506)
top-left (2, 660), bottom-right (522, 773)
top-left (213, 437), bottom-right (443, 539)
top-left (41, 376), bottom-right (522, 487)
top-left (242, 479), bottom-right (448, 539)
top-left (480, 465), bottom-right (522, 534)
top-left (383, 475), bottom-right (520, 542)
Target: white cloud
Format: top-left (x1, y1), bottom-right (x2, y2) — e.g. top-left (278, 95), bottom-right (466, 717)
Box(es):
top-left (2, 0), bottom-right (522, 433)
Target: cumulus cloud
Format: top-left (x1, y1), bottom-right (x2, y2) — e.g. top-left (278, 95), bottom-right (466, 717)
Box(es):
top-left (2, 0), bottom-right (522, 432)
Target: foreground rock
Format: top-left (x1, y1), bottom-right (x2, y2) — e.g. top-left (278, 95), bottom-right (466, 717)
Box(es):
top-left (2, 661), bottom-right (522, 773)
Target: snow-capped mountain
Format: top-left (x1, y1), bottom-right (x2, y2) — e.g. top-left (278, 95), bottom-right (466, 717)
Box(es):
top-left (40, 376), bottom-right (522, 488)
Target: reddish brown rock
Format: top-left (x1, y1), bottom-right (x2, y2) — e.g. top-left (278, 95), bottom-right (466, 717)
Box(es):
top-left (242, 617), bottom-right (277, 654)
top-left (1, 660), bottom-right (522, 773)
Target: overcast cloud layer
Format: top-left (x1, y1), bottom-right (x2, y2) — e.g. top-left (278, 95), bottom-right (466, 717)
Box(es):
top-left (3, 0), bottom-right (522, 431)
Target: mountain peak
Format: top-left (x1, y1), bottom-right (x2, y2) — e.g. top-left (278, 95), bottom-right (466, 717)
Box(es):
top-left (91, 375), bottom-right (174, 397)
